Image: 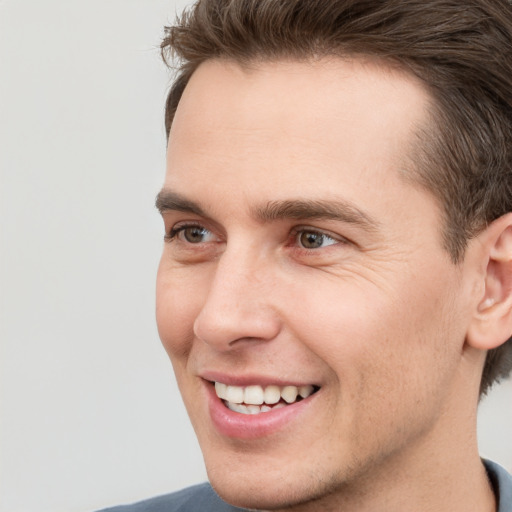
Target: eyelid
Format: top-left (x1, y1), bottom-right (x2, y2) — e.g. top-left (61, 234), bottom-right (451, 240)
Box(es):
top-left (165, 220), bottom-right (351, 250)
top-left (290, 225), bottom-right (349, 245)
top-left (167, 221), bottom-right (205, 240)
top-left (166, 221), bottom-right (223, 246)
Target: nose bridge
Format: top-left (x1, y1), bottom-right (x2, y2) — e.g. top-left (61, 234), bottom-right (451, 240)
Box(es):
top-left (193, 242), bottom-right (280, 349)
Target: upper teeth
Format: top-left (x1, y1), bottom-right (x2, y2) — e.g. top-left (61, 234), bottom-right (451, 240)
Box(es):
top-left (215, 382), bottom-right (315, 405)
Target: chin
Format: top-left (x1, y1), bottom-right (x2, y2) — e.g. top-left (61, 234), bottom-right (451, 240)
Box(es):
top-left (204, 452), bottom-right (341, 511)
top-left (209, 476), bottom-right (310, 511)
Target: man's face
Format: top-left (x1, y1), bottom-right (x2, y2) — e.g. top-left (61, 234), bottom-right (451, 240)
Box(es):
top-left (156, 58), bottom-right (479, 510)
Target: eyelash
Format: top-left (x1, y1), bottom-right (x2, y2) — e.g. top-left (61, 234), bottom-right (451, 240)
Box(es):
top-left (166, 223), bottom-right (211, 242)
top-left (166, 223), bottom-right (345, 251)
top-left (288, 227), bottom-right (341, 250)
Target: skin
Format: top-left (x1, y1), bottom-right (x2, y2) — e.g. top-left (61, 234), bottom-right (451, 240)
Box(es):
top-left (156, 58), bottom-right (498, 511)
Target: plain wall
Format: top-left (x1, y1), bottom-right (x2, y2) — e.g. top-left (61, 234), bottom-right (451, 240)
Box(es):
top-left (1, 1), bottom-right (511, 511)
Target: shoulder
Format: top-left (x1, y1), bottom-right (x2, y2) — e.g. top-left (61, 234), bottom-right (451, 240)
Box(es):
top-left (484, 459), bottom-right (512, 512)
top-left (96, 483), bottom-right (247, 512)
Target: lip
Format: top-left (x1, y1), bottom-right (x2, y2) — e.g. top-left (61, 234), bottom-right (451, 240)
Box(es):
top-left (203, 378), bottom-right (318, 440)
top-left (200, 370), bottom-right (317, 388)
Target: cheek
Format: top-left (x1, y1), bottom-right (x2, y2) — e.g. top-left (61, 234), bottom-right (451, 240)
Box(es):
top-left (287, 267), bottom-right (461, 393)
top-left (156, 261), bottom-right (203, 360)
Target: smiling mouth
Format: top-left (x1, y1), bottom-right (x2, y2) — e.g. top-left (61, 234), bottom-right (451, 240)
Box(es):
top-left (214, 382), bottom-right (320, 415)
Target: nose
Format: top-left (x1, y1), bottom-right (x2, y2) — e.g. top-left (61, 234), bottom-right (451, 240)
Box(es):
top-left (193, 248), bottom-right (281, 351)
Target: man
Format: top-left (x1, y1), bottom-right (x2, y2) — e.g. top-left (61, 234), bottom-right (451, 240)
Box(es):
top-left (101, 0), bottom-right (512, 510)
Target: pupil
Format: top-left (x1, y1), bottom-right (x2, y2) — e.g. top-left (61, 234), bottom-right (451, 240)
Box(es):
top-left (184, 227), bottom-right (205, 243)
top-left (300, 231), bottom-right (323, 249)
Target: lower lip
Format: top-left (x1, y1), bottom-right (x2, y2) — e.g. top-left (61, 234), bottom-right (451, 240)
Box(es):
top-left (205, 383), bottom-right (316, 439)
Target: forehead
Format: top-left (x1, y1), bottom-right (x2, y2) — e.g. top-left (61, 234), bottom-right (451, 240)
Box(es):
top-left (165, 57), bottom-right (432, 214)
top-left (171, 57), bottom-right (430, 140)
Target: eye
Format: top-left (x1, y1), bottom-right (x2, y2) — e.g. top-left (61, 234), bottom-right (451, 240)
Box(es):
top-left (169, 224), bottom-right (217, 244)
top-left (296, 230), bottom-right (338, 249)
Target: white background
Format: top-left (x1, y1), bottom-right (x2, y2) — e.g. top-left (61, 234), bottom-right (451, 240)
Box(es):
top-left (1, 1), bottom-right (511, 511)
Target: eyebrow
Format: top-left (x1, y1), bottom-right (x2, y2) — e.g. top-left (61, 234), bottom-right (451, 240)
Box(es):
top-left (155, 190), bottom-right (206, 216)
top-left (253, 199), bottom-right (379, 232)
top-left (156, 190), bottom-right (378, 232)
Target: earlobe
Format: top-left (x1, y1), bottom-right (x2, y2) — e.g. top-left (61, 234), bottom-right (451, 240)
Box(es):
top-left (467, 214), bottom-right (512, 351)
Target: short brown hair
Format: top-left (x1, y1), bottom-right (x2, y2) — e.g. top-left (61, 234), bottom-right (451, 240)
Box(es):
top-left (160, 0), bottom-right (512, 396)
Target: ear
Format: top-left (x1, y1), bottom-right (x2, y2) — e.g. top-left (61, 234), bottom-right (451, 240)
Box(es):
top-left (467, 213), bottom-right (512, 350)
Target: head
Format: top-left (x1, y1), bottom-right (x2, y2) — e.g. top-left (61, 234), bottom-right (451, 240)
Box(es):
top-left (161, 0), bottom-right (512, 398)
top-left (156, 1), bottom-right (512, 509)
